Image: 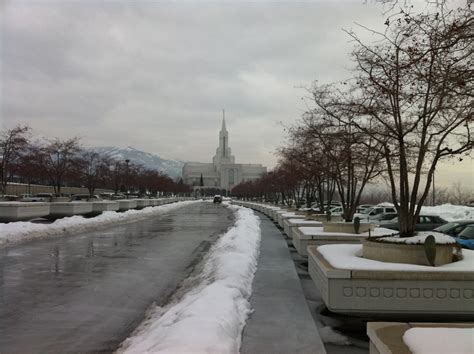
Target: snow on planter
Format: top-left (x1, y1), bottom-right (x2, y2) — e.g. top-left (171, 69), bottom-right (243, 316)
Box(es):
top-left (317, 244), bottom-right (473, 272)
top-left (403, 327), bottom-right (474, 354)
top-left (375, 232), bottom-right (456, 245)
top-left (291, 225), bottom-right (397, 256)
top-left (118, 204), bottom-right (261, 354)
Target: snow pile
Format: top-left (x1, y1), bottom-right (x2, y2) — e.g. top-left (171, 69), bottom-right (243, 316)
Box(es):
top-left (421, 204), bottom-right (474, 221)
top-left (118, 204), bottom-right (261, 354)
top-left (371, 202), bottom-right (474, 221)
top-left (403, 327), bottom-right (474, 354)
top-left (0, 201), bottom-right (199, 246)
top-left (318, 244), bottom-right (474, 272)
top-left (319, 326), bottom-right (352, 346)
top-left (377, 232), bottom-right (456, 245)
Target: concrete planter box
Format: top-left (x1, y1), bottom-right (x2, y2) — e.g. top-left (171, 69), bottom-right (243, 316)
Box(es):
top-left (91, 201), bottom-right (119, 214)
top-left (117, 200), bottom-right (137, 211)
top-left (306, 214), bottom-right (344, 222)
top-left (135, 199), bottom-right (150, 209)
top-left (308, 246), bottom-right (474, 318)
top-left (294, 227), bottom-right (366, 256)
top-left (267, 207), bottom-right (281, 219)
top-left (0, 202), bottom-right (50, 222)
top-left (362, 239), bottom-right (455, 267)
top-left (273, 209), bottom-right (290, 223)
top-left (283, 219), bottom-right (323, 240)
top-left (277, 212), bottom-right (305, 228)
top-left (49, 202), bottom-right (93, 219)
top-left (323, 221), bottom-right (375, 234)
top-left (367, 322), bottom-right (474, 354)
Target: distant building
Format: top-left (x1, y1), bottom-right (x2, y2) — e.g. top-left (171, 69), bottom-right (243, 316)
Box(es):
top-left (182, 113), bottom-right (267, 192)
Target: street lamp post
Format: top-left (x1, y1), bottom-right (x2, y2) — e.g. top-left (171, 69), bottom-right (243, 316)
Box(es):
top-left (125, 159), bottom-right (130, 199)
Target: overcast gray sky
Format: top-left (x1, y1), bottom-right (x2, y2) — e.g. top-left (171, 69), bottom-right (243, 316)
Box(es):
top-left (1, 0), bottom-right (472, 187)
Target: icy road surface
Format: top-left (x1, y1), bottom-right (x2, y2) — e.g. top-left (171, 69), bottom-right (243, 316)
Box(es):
top-left (0, 201), bottom-right (234, 353)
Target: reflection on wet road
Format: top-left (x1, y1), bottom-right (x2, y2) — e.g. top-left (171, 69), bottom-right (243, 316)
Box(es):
top-left (0, 202), bottom-right (233, 353)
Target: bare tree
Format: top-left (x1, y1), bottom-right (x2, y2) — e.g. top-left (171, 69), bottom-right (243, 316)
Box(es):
top-left (0, 125), bottom-right (30, 195)
top-left (77, 151), bottom-right (111, 197)
top-left (313, 7), bottom-right (473, 235)
top-left (282, 121), bottom-right (337, 211)
top-left (449, 181), bottom-right (472, 205)
top-left (296, 111), bottom-right (384, 220)
top-left (40, 138), bottom-right (82, 196)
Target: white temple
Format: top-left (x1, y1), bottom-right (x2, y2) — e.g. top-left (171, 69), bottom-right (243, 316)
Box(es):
top-left (182, 112), bottom-right (267, 192)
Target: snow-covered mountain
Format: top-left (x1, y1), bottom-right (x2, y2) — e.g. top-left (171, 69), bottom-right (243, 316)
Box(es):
top-left (92, 146), bottom-right (183, 178)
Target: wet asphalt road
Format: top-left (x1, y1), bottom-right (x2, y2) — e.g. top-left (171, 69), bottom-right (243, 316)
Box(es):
top-left (0, 201), bottom-right (234, 354)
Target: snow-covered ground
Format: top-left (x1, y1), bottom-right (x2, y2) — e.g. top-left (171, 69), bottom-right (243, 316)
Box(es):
top-left (420, 203), bottom-right (474, 221)
top-left (318, 244), bottom-right (474, 272)
top-left (118, 204), bottom-right (261, 354)
top-left (0, 200), bottom-right (199, 246)
top-left (354, 203), bottom-right (473, 221)
top-left (403, 327), bottom-right (474, 354)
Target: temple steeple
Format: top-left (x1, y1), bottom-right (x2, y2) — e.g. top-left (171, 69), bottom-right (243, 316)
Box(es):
top-left (221, 109), bottom-right (227, 132)
top-left (213, 110), bottom-right (235, 165)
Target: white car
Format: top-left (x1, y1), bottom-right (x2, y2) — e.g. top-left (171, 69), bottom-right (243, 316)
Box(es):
top-left (353, 206), bottom-right (397, 222)
top-left (328, 206), bottom-right (344, 215)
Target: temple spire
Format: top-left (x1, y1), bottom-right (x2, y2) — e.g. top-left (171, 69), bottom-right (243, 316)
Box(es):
top-left (221, 109), bottom-right (227, 132)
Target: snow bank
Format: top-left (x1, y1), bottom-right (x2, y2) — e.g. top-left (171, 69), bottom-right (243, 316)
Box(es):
top-left (403, 327), bottom-right (474, 354)
top-left (318, 244), bottom-right (474, 272)
top-left (421, 204), bottom-right (474, 221)
top-left (118, 204), bottom-right (261, 354)
top-left (319, 326), bottom-right (351, 346)
top-left (0, 201), bottom-right (199, 246)
top-left (373, 202), bottom-right (474, 221)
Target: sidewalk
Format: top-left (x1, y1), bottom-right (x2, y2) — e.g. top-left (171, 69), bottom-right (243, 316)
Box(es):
top-left (240, 212), bottom-right (327, 354)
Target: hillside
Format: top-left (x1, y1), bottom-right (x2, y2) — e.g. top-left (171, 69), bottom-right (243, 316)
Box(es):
top-left (93, 146), bottom-right (183, 178)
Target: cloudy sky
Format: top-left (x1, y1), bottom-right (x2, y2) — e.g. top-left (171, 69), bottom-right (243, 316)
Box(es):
top-left (1, 0), bottom-right (471, 187)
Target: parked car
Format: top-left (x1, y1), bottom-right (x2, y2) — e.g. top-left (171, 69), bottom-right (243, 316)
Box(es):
top-left (383, 215), bottom-right (448, 232)
top-left (18, 194), bottom-right (44, 202)
top-left (376, 213), bottom-right (399, 224)
top-left (353, 205), bottom-right (397, 222)
top-left (311, 202), bottom-right (342, 213)
top-left (453, 225), bottom-right (474, 250)
top-left (213, 195), bottom-right (222, 203)
top-left (20, 193), bottom-right (54, 202)
top-left (0, 195), bottom-right (19, 201)
top-left (71, 194), bottom-right (102, 201)
top-left (328, 206), bottom-right (344, 215)
top-left (36, 193), bottom-right (55, 201)
top-left (355, 204), bottom-right (374, 213)
top-left (433, 220), bottom-right (474, 237)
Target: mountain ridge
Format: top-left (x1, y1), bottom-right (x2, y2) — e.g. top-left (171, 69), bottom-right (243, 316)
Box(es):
top-left (92, 146), bottom-right (184, 178)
